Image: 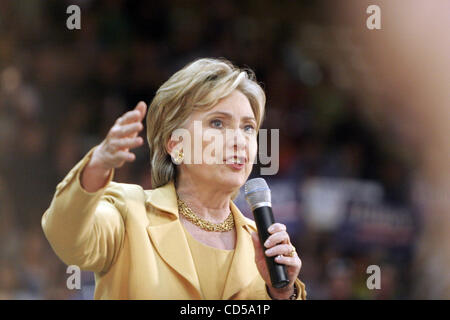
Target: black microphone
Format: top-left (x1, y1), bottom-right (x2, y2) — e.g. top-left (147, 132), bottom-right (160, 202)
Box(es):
top-left (244, 178), bottom-right (289, 289)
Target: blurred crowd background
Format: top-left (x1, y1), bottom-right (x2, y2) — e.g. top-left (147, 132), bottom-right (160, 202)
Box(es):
top-left (1, 0), bottom-right (449, 299)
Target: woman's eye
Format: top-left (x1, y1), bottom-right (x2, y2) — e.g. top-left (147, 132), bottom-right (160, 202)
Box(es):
top-left (210, 119), bottom-right (223, 128)
top-left (244, 125), bottom-right (255, 133)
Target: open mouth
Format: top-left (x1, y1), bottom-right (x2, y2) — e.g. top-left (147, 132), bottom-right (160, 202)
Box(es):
top-left (224, 156), bottom-right (247, 170)
top-left (224, 156), bottom-right (247, 165)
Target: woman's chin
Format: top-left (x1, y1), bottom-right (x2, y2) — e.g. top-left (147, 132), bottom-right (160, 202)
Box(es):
top-left (199, 165), bottom-right (250, 191)
top-left (219, 172), bottom-right (247, 190)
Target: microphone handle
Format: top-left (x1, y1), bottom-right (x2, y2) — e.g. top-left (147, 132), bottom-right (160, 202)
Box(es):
top-left (253, 205), bottom-right (290, 288)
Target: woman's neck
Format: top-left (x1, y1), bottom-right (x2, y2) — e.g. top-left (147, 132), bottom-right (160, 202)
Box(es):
top-left (175, 177), bottom-right (233, 223)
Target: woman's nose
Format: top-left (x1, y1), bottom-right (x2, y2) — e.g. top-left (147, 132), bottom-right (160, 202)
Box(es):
top-left (229, 128), bottom-right (247, 151)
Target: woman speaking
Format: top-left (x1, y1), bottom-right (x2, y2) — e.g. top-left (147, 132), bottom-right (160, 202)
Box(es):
top-left (42, 58), bottom-right (306, 300)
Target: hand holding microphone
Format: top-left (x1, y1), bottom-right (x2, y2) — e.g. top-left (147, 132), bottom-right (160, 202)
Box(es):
top-left (245, 178), bottom-right (302, 299)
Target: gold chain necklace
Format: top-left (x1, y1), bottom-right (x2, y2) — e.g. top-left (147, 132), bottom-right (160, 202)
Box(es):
top-left (177, 197), bottom-right (234, 232)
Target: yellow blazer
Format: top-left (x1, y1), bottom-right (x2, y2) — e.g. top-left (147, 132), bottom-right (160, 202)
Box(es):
top-left (42, 147), bottom-right (306, 300)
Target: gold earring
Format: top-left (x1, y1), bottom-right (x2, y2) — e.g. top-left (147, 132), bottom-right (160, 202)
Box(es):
top-left (171, 149), bottom-right (184, 165)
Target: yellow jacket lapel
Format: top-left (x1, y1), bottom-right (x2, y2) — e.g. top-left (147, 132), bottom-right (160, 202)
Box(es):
top-left (145, 181), bottom-right (202, 299)
top-left (221, 201), bottom-right (258, 300)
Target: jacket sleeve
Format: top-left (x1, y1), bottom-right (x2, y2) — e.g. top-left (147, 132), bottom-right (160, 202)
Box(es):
top-left (263, 278), bottom-right (307, 300)
top-left (41, 146), bottom-right (126, 274)
top-left (235, 276), bottom-right (307, 300)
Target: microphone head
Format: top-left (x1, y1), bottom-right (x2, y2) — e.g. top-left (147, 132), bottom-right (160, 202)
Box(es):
top-left (244, 178), bottom-right (272, 210)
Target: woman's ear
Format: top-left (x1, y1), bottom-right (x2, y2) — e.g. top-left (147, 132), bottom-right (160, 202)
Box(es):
top-left (166, 125), bottom-right (191, 163)
top-left (166, 136), bottom-right (183, 156)
top-left (166, 138), bottom-right (176, 156)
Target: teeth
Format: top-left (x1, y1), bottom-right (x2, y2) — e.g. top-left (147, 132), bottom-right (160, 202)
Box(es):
top-left (227, 157), bottom-right (245, 164)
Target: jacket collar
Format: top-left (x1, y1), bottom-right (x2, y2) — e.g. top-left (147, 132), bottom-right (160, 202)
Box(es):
top-left (144, 180), bottom-right (257, 299)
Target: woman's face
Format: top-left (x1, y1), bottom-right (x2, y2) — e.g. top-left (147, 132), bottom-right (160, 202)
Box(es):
top-left (175, 89), bottom-right (258, 193)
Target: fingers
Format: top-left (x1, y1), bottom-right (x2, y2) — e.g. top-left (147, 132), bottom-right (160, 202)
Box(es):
top-left (110, 122), bottom-right (144, 138)
top-left (264, 230), bottom-right (290, 248)
top-left (274, 254), bottom-right (302, 268)
top-left (268, 223), bottom-right (286, 233)
top-left (265, 243), bottom-right (294, 257)
top-left (263, 222), bottom-right (300, 268)
top-left (117, 110), bottom-right (140, 125)
top-left (115, 150), bottom-right (136, 162)
top-left (112, 102), bottom-right (146, 143)
top-left (92, 102), bottom-right (147, 171)
top-left (109, 136), bottom-right (144, 150)
top-left (255, 223), bottom-right (302, 284)
top-left (117, 102), bottom-right (147, 125)
top-left (135, 101), bottom-right (147, 118)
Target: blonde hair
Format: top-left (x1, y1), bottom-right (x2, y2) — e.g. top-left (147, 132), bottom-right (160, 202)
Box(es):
top-left (146, 57), bottom-right (266, 196)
